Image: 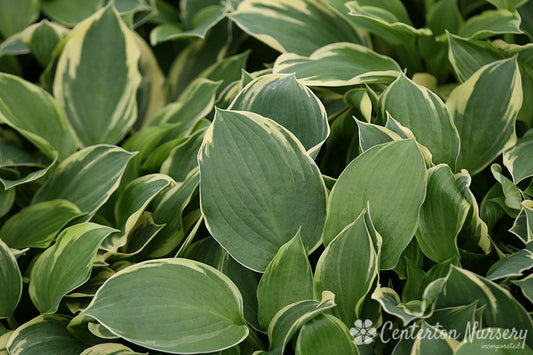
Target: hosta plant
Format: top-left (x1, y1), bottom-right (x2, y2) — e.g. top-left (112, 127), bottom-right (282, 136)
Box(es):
top-left (1, 0), bottom-right (533, 354)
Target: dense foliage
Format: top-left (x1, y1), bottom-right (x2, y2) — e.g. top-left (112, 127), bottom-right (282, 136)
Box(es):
top-left (1, 0), bottom-right (533, 354)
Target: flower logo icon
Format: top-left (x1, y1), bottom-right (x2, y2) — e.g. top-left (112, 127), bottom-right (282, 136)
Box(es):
top-left (350, 319), bottom-right (377, 345)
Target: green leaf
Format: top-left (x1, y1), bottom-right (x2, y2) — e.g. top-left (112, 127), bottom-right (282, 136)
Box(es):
top-left (41, 0), bottom-right (100, 27)
top-left (378, 72), bottom-right (460, 167)
top-left (199, 109), bottom-right (327, 272)
top-left (150, 5), bottom-right (226, 44)
top-left (436, 266), bottom-right (533, 347)
top-left (229, 74), bottom-right (329, 157)
top-left (33, 145), bottom-right (135, 217)
top-left (146, 169), bottom-right (200, 257)
top-left (160, 129), bottom-right (205, 183)
top-left (0, 20), bottom-right (69, 67)
top-left (273, 42), bottom-right (401, 87)
top-left (0, 240), bottom-right (22, 320)
top-left (0, 73), bottom-right (78, 160)
top-left (459, 9), bottom-right (523, 40)
top-left (503, 129), bottom-right (533, 183)
top-left (6, 315), bottom-right (85, 355)
top-left (150, 78), bottom-right (221, 126)
top-left (29, 222), bottom-right (116, 313)
top-left (267, 291), bottom-right (337, 353)
top-left (0, 0), bottom-right (39, 38)
top-left (295, 314), bottom-right (358, 355)
top-left (447, 33), bottom-right (506, 82)
top-left (415, 165), bottom-right (470, 263)
top-left (80, 343), bottom-right (146, 355)
top-left (102, 174), bottom-right (173, 251)
top-left (229, 0), bottom-right (361, 56)
top-left (257, 231), bottom-right (314, 329)
top-left (0, 187), bottom-right (14, 218)
top-left (356, 119), bottom-right (400, 151)
top-left (0, 200), bottom-right (85, 249)
top-left (84, 258), bottom-right (249, 354)
top-left (346, 0), bottom-right (432, 46)
top-left (54, 6), bottom-right (141, 146)
top-left (448, 57), bottom-right (522, 175)
top-left (491, 163), bottom-right (523, 211)
top-left (486, 245), bottom-right (533, 280)
top-left (314, 210), bottom-right (380, 327)
top-left (487, 0), bottom-right (530, 10)
top-left (513, 273), bottom-right (533, 303)
top-left (323, 139), bottom-right (427, 270)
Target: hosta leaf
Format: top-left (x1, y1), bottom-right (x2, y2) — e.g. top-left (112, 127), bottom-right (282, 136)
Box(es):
top-left (220, 254), bottom-right (261, 331)
top-left (491, 163), bottom-right (523, 212)
top-left (295, 314), bottom-right (358, 355)
top-left (199, 109), bottom-right (327, 272)
top-left (323, 139), bottom-right (427, 270)
top-left (459, 9), bottom-right (522, 40)
top-left (273, 42), bottom-right (400, 87)
top-left (257, 231), bottom-right (314, 329)
top-left (102, 174), bottom-right (173, 251)
top-left (447, 33), bottom-right (505, 82)
top-left (150, 5), bottom-right (226, 44)
top-left (80, 343), bottom-right (146, 355)
top-left (41, 0), bottom-right (100, 27)
top-left (267, 291), bottom-right (336, 353)
top-left (0, 0), bottom-right (39, 38)
top-left (33, 145), bottom-right (135, 217)
top-left (436, 266), bottom-right (533, 347)
top-left (513, 274), bottom-right (533, 303)
top-left (314, 210), bottom-right (380, 327)
top-left (378, 72), bottom-right (460, 167)
top-left (6, 315), bottom-right (85, 355)
top-left (0, 240), bottom-right (22, 319)
top-left (503, 129), bottom-right (533, 183)
top-left (356, 120), bottom-right (400, 151)
top-left (346, 0), bottom-right (432, 45)
top-left (150, 78), bottom-right (221, 126)
top-left (487, 0), bottom-right (530, 10)
top-left (415, 165), bottom-right (470, 263)
top-left (0, 187), bottom-right (14, 218)
top-left (0, 73), bottom-right (77, 160)
top-left (54, 6), bottom-right (141, 146)
top-left (486, 244), bottom-right (533, 280)
top-left (229, 74), bottom-right (329, 157)
top-left (161, 129), bottom-right (205, 183)
top-left (448, 57), bottom-right (522, 175)
top-left (134, 32), bottom-right (165, 128)
top-left (0, 20), bottom-right (69, 68)
top-left (83, 258), bottom-right (248, 354)
top-left (29, 223), bottom-right (116, 313)
top-left (0, 331), bottom-right (12, 354)
top-left (146, 169), bottom-right (200, 257)
top-left (0, 200), bottom-right (85, 249)
top-left (229, 0), bottom-right (361, 56)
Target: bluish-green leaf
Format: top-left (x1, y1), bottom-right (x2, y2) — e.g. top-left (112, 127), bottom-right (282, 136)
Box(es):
top-left (323, 139), bottom-right (427, 270)
top-left (0, 200), bottom-right (85, 249)
top-left (6, 315), bottom-right (85, 355)
top-left (54, 6), bottom-right (141, 145)
top-left (295, 314), bottom-right (358, 355)
top-left (0, 0), bottom-right (39, 38)
top-left (29, 223), bottom-right (116, 313)
top-left (415, 165), bottom-right (470, 263)
top-left (229, 74), bottom-right (329, 157)
top-left (448, 57), bottom-right (522, 175)
top-left (257, 231), bottom-right (314, 329)
top-left (230, 0), bottom-right (361, 56)
top-left (459, 9), bottom-right (522, 40)
top-left (84, 258), bottom-right (249, 354)
top-left (315, 210), bottom-right (380, 327)
top-left (33, 145), bottom-right (135, 217)
top-left (199, 109), bottom-right (327, 272)
top-left (273, 42), bottom-right (400, 87)
top-left (0, 240), bottom-right (22, 320)
top-left (503, 129), bottom-right (533, 183)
